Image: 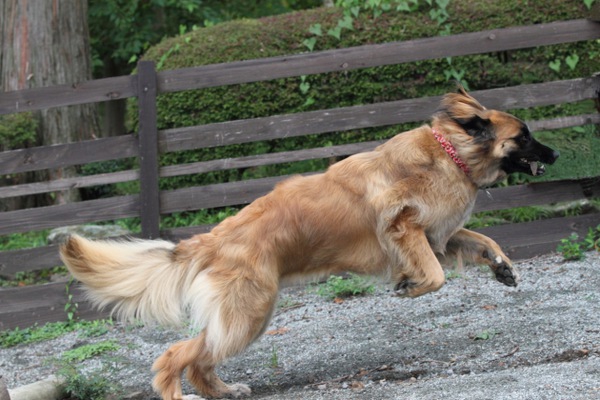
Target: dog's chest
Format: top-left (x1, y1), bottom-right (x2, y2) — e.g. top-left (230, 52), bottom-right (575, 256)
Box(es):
top-left (426, 195), bottom-right (476, 253)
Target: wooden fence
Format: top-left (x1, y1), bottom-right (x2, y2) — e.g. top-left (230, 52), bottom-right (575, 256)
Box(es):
top-left (1, 17), bottom-right (600, 330)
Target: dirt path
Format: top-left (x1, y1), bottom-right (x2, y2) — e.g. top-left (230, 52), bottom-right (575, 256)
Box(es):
top-left (2, 252), bottom-right (599, 399)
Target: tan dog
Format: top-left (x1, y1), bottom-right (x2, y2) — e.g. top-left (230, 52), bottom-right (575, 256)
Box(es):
top-left (60, 88), bottom-right (559, 399)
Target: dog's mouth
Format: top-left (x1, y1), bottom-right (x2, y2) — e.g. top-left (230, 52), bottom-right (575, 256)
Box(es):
top-left (519, 158), bottom-right (546, 176)
top-left (502, 155), bottom-right (548, 177)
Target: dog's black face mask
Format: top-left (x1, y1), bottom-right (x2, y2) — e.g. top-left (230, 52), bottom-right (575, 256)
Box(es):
top-left (501, 126), bottom-right (560, 176)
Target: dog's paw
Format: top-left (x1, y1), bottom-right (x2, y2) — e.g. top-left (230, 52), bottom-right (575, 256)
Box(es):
top-left (394, 280), bottom-right (416, 297)
top-left (492, 257), bottom-right (519, 287)
top-left (225, 383), bottom-right (251, 398)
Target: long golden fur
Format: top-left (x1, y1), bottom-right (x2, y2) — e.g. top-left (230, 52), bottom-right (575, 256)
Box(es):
top-left (60, 88), bottom-right (558, 399)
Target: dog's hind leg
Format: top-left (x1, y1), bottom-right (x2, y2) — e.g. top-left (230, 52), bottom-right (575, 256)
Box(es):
top-left (185, 289), bottom-right (278, 398)
top-left (152, 272), bottom-right (278, 399)
top-left (152, 337), bottom-right (206, 400)
top-left (442, 228), bottom-right (519, 287)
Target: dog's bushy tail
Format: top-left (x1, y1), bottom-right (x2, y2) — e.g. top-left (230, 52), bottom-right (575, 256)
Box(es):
top-left (60, 235), bottom-right (194, 326)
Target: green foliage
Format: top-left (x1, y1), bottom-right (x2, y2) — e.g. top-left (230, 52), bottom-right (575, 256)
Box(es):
top-left (160, 208), bottom-right (239, 229)
top-left (65, 279), bottom-right (79, 325)
top-left (557, 225), bottom-right (600, 261)
top-left (467, 206), bottom-right (551, 229)
top-left (270, 344), bottom-right (280, 368)
top-left (316, 273), bottom-right (375, 300)
top-left (445, 270), bottom-right (463, 280)
top-left (558, 233), bottom-right (585, 261)
top-left (88, 0), bottom-right (321, 77)
top-left (0, 322), bottom-right (74, 348)
top-left (61, 340), bottom-right (120, 363)
top-left (0, 319), bottom-right (113, 348)
top-left (0, 267), bottom-right (67, 288)
top-left (0, 112), bottom-right (38, 151)
top-left (59, 362), bottom-right (124, 400)
top-left (0, 230), bottom-right (49, 251)
top-left (472, 329), bottom-right (499, 340)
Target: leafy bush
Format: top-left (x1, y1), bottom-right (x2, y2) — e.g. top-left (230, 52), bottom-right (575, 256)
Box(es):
top-left (59, 362), bottom-right (123, 400)
top-left (127, 0), bottom-right (595, 192)
top-left (0, 112), bottom-right (38, 151)
top-left (557, 233), bottom-right (585, 261)
top-left (557, 224), bottom-right (600, 261)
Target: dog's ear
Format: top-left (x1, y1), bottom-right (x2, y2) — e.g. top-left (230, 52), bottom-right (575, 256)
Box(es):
top-left (438, 86), bottom-right (493, 139)
top-left (456, 84), bottom-right (469, 97)
top-left (452, 114), bottom-right (494, 141)
top-left (440, 88), bottom-right (486, 119)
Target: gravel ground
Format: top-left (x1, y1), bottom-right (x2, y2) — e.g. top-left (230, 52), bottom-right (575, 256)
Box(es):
top-left (2, 251), bottom-right (600, 399)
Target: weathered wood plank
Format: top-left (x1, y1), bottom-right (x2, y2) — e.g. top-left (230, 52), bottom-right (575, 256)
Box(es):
top-left (0, 245), bottom-right (61, 277)
top-left (159, 175), bottom-right (294, 214)
top-left (474, 177), bottom-right (600, 213)
top-left (475, 213), bottom-right (600, 259)
top-left (0, 75), bottom-right (137, 115)
top-left (158, 77), bottom-right (600, 154)
top-left (137, 61), bottom-right (161, 239)
top-left (0, 195), bottom-right (139, 236)
top-left (0, 170), bottom-right (139, 199)
top-left (528, 113), bottom-right (600, 131)
top-left (158, 19), bottom-right (600, 92)
top-left (0, 134), bottom-right (138, 175)
top-left (160, 174), bottom-right (600, 217)
top-left (0, 282), bottom-right (109, 330)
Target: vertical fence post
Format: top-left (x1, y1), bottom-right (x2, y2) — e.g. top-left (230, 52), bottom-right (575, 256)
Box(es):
top-left (137, 61), bottom-right (161, 239)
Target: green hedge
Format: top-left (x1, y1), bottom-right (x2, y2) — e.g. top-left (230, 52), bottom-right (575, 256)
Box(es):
top-left (125, 0), bottom-right (597, 191)
top-left (0, 113), bottom-right (38, 151)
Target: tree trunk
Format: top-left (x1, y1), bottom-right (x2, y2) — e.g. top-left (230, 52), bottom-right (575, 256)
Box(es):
top-left (102, 57), bottom-right (127, 137)
top-left (0, 0), bottom-right (100, 207)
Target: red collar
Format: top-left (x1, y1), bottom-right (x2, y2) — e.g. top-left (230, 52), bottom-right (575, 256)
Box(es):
top-left (431, 128), bottom-right (471, 176)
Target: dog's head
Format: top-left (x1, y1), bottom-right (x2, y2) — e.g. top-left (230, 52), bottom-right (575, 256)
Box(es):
top-left (434, 87), bottom-right (559, 185)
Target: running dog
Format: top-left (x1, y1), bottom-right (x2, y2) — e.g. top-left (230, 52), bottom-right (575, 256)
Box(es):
top-left (60, 87), bottom-right (559, 399)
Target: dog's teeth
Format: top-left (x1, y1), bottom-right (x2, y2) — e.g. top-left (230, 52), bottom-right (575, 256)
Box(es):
top-left (529, 161), bottom-right (538, 175)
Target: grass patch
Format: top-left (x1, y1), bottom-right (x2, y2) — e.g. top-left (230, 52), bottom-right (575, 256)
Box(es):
top-left (0, 319), bottom-right (113, 348)
top-left (557, 224), bottom-right (600, 261)
top-left (315, 273), bottom-right (375, 300)
top-left (61, 340), bottom-right (120, 363)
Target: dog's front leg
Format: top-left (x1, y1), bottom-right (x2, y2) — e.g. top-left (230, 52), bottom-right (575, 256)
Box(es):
top-left (443, 228), bottom-right (519, 287)
top-left (383, 207), bottom-right (446, 298)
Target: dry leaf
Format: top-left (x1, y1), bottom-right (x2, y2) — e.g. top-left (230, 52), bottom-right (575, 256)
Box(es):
top-left (265, 327), bottom-right (289, 335)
